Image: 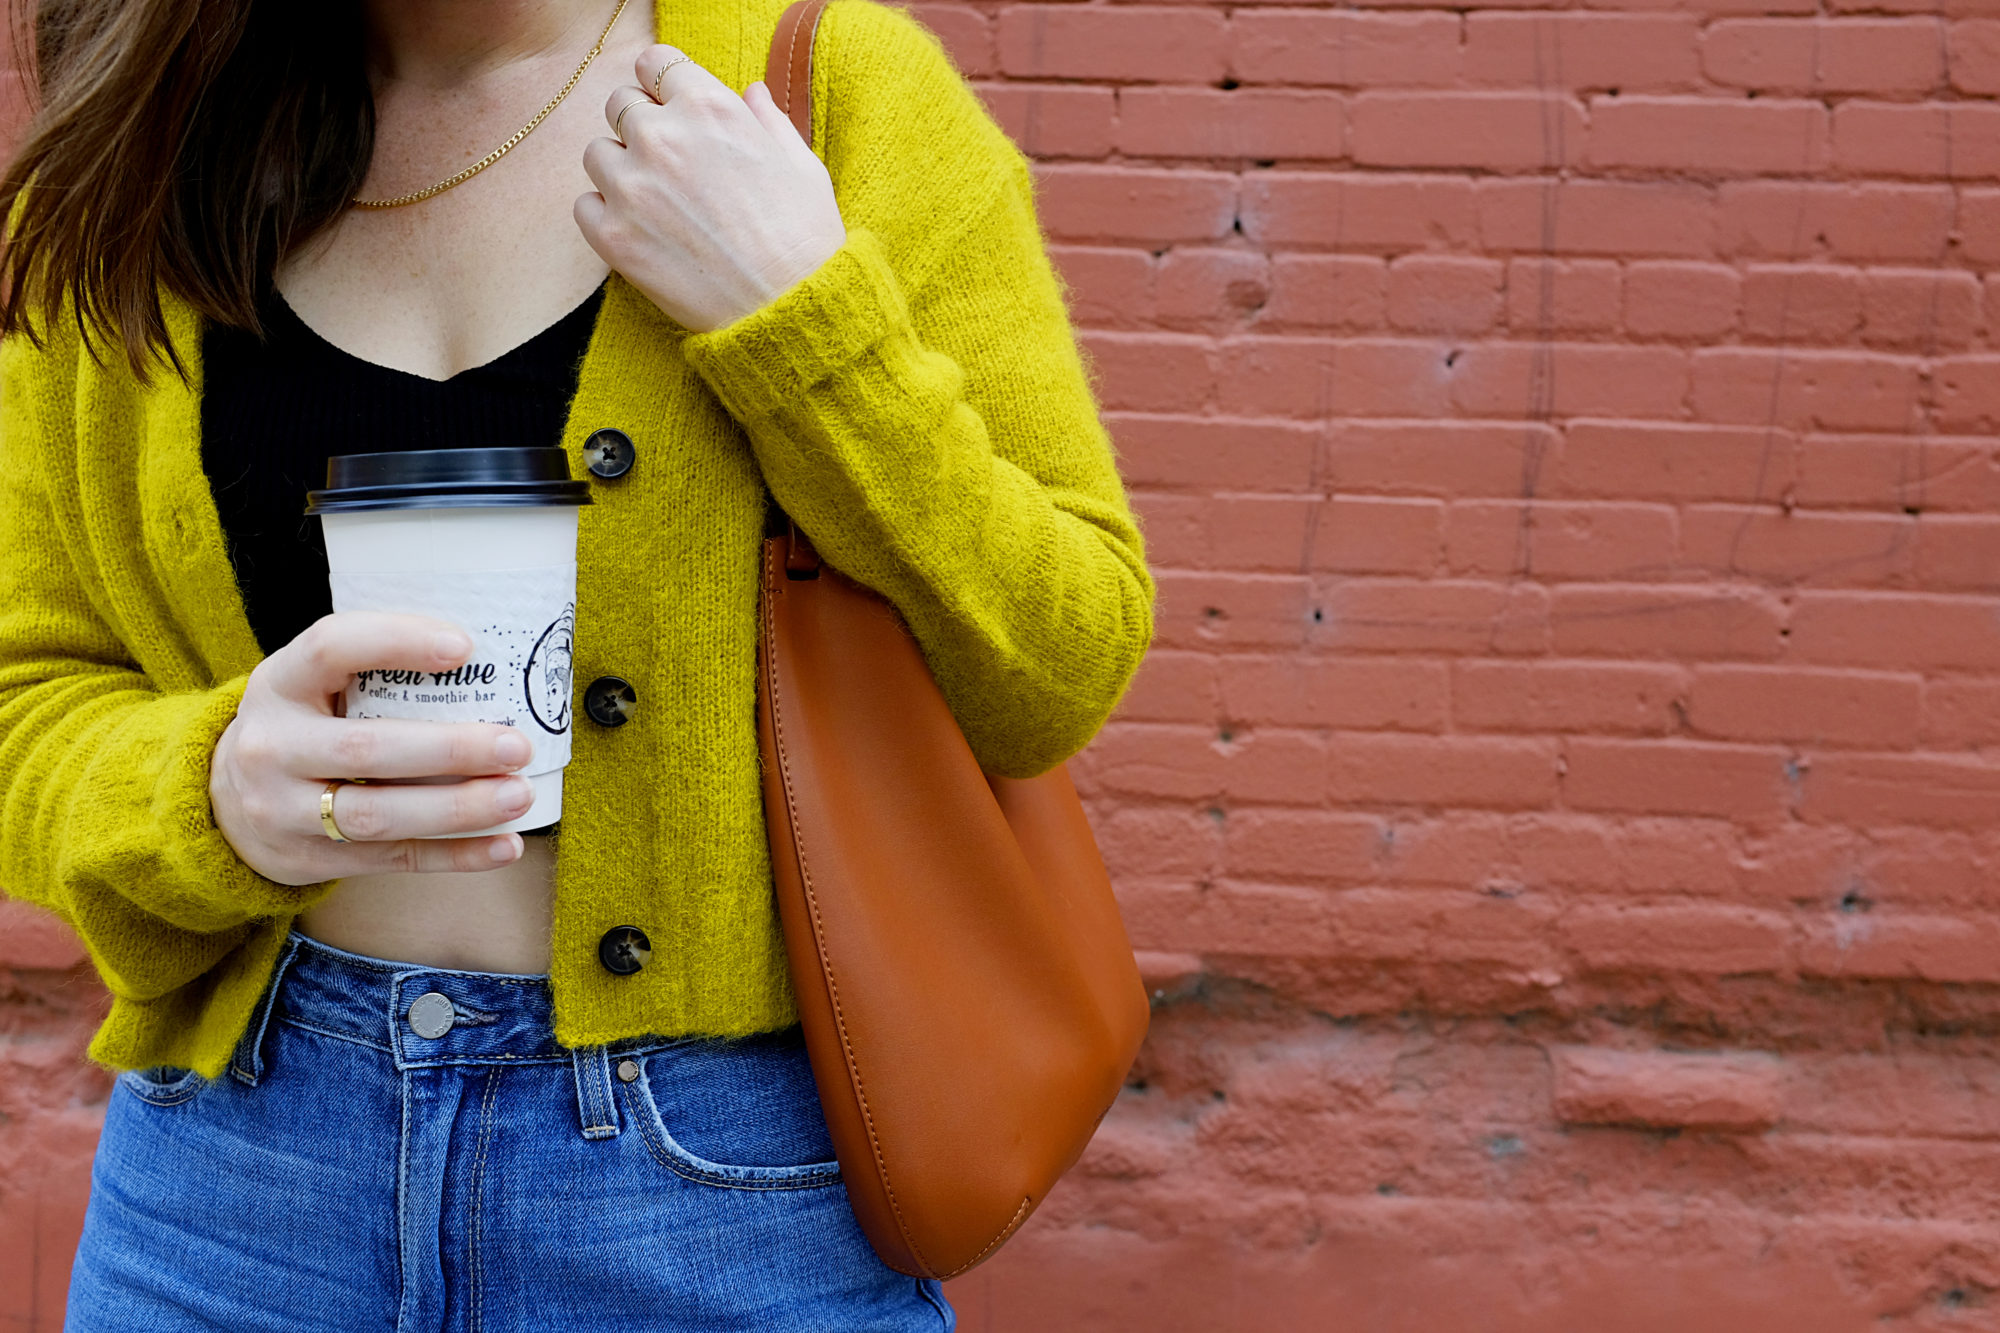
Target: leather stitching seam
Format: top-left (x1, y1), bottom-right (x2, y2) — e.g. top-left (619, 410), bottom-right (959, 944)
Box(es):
top-left (763, 541), bottom-right (934, 1272)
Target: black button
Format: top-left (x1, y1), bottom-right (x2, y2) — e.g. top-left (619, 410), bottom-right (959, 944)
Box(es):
top-left (584, 676), bottom-right (636, 727)
top-left (599, 925), bottom-right (652, 976)
top-left (584, 429), bottom-right (635, 479)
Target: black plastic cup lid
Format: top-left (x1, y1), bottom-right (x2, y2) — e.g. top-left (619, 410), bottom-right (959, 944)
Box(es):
top-left (304, 447), bottom-right (594, 515)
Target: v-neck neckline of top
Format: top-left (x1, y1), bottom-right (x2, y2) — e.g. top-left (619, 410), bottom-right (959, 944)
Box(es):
top-left (261, 279), bottom-right (611, 386)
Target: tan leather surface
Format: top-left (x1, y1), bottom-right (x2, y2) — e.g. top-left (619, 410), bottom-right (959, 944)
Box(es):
top-left (756, 522), bottom-right (1149, 1278)
top-left (770, 0), bottom-right (830, 144)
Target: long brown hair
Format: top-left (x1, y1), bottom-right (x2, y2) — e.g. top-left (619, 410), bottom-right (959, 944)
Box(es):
top-left (0, 0), bottom-right (373, 377)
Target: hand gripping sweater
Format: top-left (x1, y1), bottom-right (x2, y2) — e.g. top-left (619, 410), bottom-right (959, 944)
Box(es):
top-left (0, 0), bottom-right (1154, 1079)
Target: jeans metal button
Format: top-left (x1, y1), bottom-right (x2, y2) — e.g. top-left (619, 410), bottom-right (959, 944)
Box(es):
top-left (407, 992), bottom-right (456, 1040)
top-left (616, 1058), bottom-right (641, 1083)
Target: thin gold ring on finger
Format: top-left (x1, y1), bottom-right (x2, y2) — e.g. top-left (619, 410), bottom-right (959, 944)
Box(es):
top-left (613, 95), bottom-right (650, 144)
top-left (652, 54), bottom-right (692, 100)
top-left (320, 779), bottom-right (353, 843)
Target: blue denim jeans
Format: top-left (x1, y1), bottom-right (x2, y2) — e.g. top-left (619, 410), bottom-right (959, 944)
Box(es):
top-left (66, 930), bottom-right (954, 1331)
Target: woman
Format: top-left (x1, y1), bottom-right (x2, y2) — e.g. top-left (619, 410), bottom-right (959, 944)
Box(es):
top-left (0, 0), bottom-right (1153, 1324)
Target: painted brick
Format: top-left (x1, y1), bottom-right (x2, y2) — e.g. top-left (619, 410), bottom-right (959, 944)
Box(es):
top-left (1716, 181), bottom-right (1955, 263)
top-left (1328, 733), bottom-right (1562, 809)
top-left (1588, 97), bottom-right (1829, 175)
top-left (1351, 92), bottom-right (1587, 171)
top-left (1325, 421), bottom-right (1560, 498)
top-left (1689, 665), bottom-right (1923, 748)
top-left (1116, 87), bottom-right (1346, 160)
top-left (1740, 265), bottom-right (1864, 343)
top-left (1445, 500), bottom-right (1679, 581)
top-left (1050, 245), bottom-right (1153, 327)
top-left (1691, 349), bottom-right (1923, 432)
top-left (1949, 19), bottom-right (2000, 94)
top-left (996, 6), bottom-right (1229, 82)
top-left (1564, 738), bottom-right (1794, 821)
top-left (1034, 164), bottom-right (1237, 243)
top-left (1452, 659), bottom-right (1686, 734)
top-left (1230, 11), bottom-right (1462, 87)
top-left (1704, 19), bottom-right (1945, 95)
top-left (1830, 101), bottom-right (2000, 180)
top-left (1859, 268), bottom-right (1983, 351)
top-left (1504, 259), bottom-right (1621, 334)
top-left (1677, 506), bottom-right (1918, 589)
top-left (1788, 592), bottom-right (2000, 670)
top-left (1219, 654), bottom-right (1452, 730)
top-left (1793, 434), bottom-right (2000, 512)
top-left (1564, 902), bottom-right (1792, 974)
top-left (1108, 413), bottom-right (1321, 492)
top-left (1154, 247), bottom-right (1271, 330)
top-left (1308, 496), bottom-right (1447, 574)
top-left (1551, 585), bottom-right (1788, 660)
top-left (1262, 254), bottom-right (1389, 329)
top-left (1475, 178), bottom-right (1716, 258)
top-left (1463, 14), bottom-right (1702, 91)
top-left (1623, 261), bottom-right (1741, 340)
top-left (977, 83), bottom-right (1116, 158)
top-left (1386, 255), bottom-right (1507, 334)
top-left (1553, 421), bottom-right (1794, 504)
top-left (1552, 1048), bottom-right (1784, 1131)
top-left (1241, 172), bottom-right (1481, 251)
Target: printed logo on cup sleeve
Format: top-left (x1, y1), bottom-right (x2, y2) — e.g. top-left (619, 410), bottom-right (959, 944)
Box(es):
top-left (329, 565), bottom-right (579, 776)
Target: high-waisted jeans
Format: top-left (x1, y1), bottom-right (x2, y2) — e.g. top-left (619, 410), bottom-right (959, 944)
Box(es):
top-left (65, 929), bottom-right (954, 1331)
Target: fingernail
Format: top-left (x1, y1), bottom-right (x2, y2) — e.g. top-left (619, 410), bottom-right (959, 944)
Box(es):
top-left (488, 835), bottom-right (520, 864)
top-left (435, 630), bottom-right (471, 659)
top-left (496, 734), bottom-right (532, 767)
top-left (500, 779), bottom-right (534, 814)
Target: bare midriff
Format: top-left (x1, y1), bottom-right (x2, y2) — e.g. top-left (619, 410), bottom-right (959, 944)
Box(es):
top-left (294, 835), bottom-right (558, 974)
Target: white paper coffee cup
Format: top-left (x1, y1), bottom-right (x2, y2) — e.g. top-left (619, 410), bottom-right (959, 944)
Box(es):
top-left (305, 448), bottom-right (592, 836)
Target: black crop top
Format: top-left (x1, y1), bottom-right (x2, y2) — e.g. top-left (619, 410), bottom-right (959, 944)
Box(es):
top-left (200, 280), bottom-right (607, 658)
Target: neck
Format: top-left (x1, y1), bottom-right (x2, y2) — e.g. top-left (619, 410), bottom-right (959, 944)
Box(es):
top-left (361, 0), bottom-right (614, 87)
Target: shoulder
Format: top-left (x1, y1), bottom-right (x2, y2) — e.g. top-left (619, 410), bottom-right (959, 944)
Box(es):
top-left (805, 1), bottom-right (1027, 245)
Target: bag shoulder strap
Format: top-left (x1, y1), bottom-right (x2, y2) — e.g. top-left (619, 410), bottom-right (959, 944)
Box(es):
top-left (765, 0), bottom-right (833, 579)
top-left (768, 0), bottom-right (833, 150)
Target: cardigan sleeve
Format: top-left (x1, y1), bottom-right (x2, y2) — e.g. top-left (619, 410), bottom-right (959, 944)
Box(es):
top-left (680, 0), bottom-right (1154, 779)
top-left (0, 325), bottom-right (330, 1002)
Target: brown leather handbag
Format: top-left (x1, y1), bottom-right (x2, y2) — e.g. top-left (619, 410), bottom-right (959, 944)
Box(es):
top-left (754, 0), bottom-right (1151, 1281)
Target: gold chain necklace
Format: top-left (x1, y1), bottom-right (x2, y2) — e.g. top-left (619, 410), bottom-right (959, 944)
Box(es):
top-left (353, 0), bottom-right (632, 210)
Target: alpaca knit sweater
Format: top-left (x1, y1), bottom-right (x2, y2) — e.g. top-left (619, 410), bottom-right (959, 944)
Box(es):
top-left (0, 0), bottom-right (1154, 1079)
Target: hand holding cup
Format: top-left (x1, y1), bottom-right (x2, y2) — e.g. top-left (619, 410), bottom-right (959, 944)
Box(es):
top-left (210, 612), bottom-right (534, 886)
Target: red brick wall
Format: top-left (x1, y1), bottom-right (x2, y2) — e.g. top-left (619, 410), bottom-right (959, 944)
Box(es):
top-left (8, 2), bottom-right (2000, 1328)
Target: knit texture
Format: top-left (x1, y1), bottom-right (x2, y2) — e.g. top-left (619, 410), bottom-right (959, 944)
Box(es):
top-left (0, 0), bottom-right (1154, 1079)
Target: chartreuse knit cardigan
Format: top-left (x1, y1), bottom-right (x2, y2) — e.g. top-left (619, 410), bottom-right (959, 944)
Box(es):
top-left (0, 0), bottom-right (1153, 1079)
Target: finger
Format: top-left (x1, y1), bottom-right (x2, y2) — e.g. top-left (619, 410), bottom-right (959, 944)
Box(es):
top-left (740, 80), bottom-right (797, 143)
top-left (581, 135), bottom-right (624, 191)
top-left (270, 613), bottom-right (472, 703)
top-left (574, 189), bottom-right (609, 245)
top-left (335, 832), bottom-right (526, 876)
top-left (318, 774), bottom-right (537, 843)
top-left (291, 716), bottom-right (534, 781)
top-left (604, 85), bottom-right (657, 140)
top-left (634, 44), bottom-right (714, 104)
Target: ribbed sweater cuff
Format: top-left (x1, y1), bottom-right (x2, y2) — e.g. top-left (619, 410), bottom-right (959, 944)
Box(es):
top-left (165, 673), bottom-right (329, 919)
top-left (680, 226), bottom-right (908, 423)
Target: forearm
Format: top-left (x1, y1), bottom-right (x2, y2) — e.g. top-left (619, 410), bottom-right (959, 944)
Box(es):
top-left (684, 221), bottom-right (1154, 777)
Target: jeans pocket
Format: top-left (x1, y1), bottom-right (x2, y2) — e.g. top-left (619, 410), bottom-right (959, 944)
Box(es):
top-left (115, 1064), bottom-right (208, 1108)
top-left (622, 1028), bottom-right (844, 1191)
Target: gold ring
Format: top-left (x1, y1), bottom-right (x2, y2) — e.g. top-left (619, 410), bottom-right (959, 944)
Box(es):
top-left (613, 96), bottom-right (650, 143)
top-left (652, 54), bottom-right (691, 100)
top-left (320, 779), bottom-right (353, 843)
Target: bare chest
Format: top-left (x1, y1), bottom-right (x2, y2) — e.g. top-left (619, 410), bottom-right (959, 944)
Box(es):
top-left (277, 30), bottom-right (654, 381)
